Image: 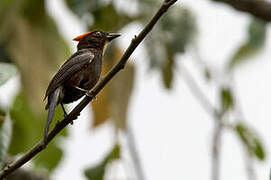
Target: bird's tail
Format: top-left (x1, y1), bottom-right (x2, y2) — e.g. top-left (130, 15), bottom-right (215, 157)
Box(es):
top-left (44, 87), bottom-right (63, 141)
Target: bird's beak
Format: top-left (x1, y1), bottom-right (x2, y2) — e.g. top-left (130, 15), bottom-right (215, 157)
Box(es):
top-left (73, 32), bottom-right (91, 41)
top-left (106, 33), bottom-right (121, 42)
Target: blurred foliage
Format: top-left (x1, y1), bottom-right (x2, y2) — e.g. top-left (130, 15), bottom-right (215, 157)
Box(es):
top-left (160, 7), bottom-right (196, 53)
top-left (0, 63), bottom-right (17, 86)
top-left (145, 7), bottom-right (196, 89)
top-left (235, 122), bottom-right (265, 161)
top-left (84, 143), bottom-right (121, 180)
top-left (9, 93), bottom-right (66, 171)
top-left (0, 106), bottom-right (5, 119)
top-left (0, 112), bottom-right (12, 168)
top-left (91, 45), bottom-right (135, 130)
top-left (0, 46), bottom-right (12, 63)
top-left (0, 0), bottom-right (70, 113)
top-left (91, 3), bottom-right (139, 32)
top-left (65, 0), bottom-right (99, 16)
top-left (161, 48), bottom-right (174, 88)
top-left (0, 0), bottom-right (70, 174)
top-left (0, 0), bottom-right (267, 178)
top-left (229, 18), bottom-right (266, 69)
top-left (220, 87), bottom-right (234, 113)
top-left (65, 1), bottom-right (139, 31)
top-left (204, 67), bottom-right (212, 81)
top-left (7, 168), bottom-right (49, 180)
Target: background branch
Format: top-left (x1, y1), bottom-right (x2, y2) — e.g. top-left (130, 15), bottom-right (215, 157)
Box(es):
top-left (126, 125), bottom-right (146, 180)
top-left (177, 64), bottom-right (224, 180)
top-left (177, 64), bottom-right (219, 118)
top-left (0, 0), bottom-right (178, 178)
top-left (213, 0), bottom-right (271, 21)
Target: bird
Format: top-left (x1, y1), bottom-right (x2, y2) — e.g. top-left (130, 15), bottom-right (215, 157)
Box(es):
top-left (43, 30), bottom-right (120, 141)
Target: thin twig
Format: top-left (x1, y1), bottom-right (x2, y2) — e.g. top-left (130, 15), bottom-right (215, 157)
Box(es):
top-left (244, 152), bottom-right (257, 180)
top-left (177, 64), bottom-right (219, 118)
top-left (0, 0), bottom-right (178, 178)
top-left (230, 77), bottom-right (257, 180)
top-left (211, 121), bottom-right (223, 180)
top-left (177, 63), bottom-right (223, 180)
top-left (126, 125), bottom-right (146, 180)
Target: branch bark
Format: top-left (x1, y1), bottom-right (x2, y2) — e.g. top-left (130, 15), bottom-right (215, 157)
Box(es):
top-left (0, 0), bottom-right (178, 178)
top-left (213, 0), bottom-right (271, 21)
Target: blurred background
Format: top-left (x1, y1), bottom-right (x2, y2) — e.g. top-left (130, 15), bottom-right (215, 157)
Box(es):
top-left (0, 0), bottom-right (271, 179)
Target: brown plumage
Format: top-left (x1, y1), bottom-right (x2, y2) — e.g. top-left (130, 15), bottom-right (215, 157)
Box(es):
top-left (44, 30), bottom-right (120, 141)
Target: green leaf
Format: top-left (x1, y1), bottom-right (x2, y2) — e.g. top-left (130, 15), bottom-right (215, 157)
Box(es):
top-left (220, 87), bottom-right (234, 113)
top-left (229, 18), bottom-right (266, 69)
top-left (85, 163), bottom-right (105, 180)
top-left (0, 111), bottom-right (12, 168)
top-left (33, 142), bottom-right (63, 171)
top-left (253, 138), bottom-right (265, 160)
top-left (161, 48), bottom-right (174, 89)
top-left (235, 122), bottom-right (265, 161)
top-left (84, 143), bottom-right (121, 180)
top-left (0, 63), bottom-right (16, 86)
top-left (9, 93), bottom-right (66, 171)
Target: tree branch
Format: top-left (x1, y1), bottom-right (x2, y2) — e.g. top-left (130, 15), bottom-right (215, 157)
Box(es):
top-left (177, 64), bottom-right (224, 180)
top-left (177, 64), bottom-right (219, 119)
top-left (126, 125), bottom-right (146, 180)
top-left (213, 0), bottom-right (271, 21)
top-left (211, 121), bottom-right (223, 180)
top-left (0, 0), bottom-right (178, 178)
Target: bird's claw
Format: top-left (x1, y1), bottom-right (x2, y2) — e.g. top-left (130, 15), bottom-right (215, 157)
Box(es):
top-left (132, 35), bottom-right (137, 43)
top-left (4, 164), bottom-right (11, 171)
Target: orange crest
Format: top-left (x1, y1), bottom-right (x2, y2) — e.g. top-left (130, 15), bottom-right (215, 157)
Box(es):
top-left (72, 32), bottom-right (91, 41)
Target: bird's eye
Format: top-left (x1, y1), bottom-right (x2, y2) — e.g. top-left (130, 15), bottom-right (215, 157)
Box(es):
top-left (96, 32), bottom-right (102, 36)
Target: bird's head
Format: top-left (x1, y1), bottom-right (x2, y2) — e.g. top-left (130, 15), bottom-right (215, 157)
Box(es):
top-left (73, 31), bottom-right (120, 51)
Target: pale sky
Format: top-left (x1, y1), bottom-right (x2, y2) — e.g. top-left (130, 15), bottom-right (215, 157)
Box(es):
top-left (1, 0), bottom-right (270, 179)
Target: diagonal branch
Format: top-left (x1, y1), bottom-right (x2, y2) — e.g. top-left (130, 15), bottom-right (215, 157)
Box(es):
top-left (213, 0), bottom-right (271, 21)
top-left (0, 0), bottom-right (178, 179)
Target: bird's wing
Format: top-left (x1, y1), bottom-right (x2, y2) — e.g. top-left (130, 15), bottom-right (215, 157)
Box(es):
top-left (45, 49), bottom-right (95, 100)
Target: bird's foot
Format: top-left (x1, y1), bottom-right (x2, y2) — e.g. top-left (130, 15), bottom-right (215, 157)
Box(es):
top-left (4, 164), bottom-right (11, 172)
top-left (69, 113), bottom-right (81, 125)
top-left (75, 86), bottom-right (88, 93)
top-left (61, 103), bottom-right (68, 118)
top-left (63, 112), bottom-right (67, 118)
